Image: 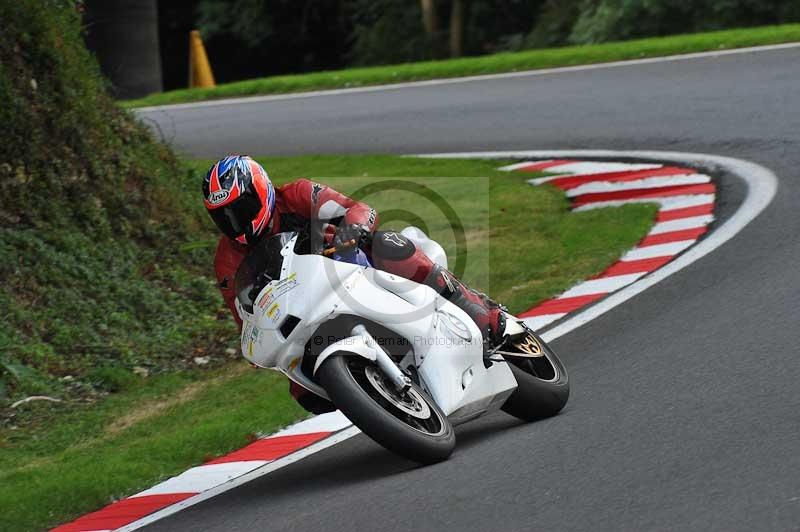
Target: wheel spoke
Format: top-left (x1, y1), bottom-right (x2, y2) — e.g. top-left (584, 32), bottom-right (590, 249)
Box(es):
top-left (346, 358), bottom-right (444, 436)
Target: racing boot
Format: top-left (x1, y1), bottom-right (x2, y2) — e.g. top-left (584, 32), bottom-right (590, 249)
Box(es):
top-left (422, 264), bottom-right (509, 348)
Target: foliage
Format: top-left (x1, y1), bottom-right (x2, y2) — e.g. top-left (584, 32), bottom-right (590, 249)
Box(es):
top-left (532, 0), bottom-right (800, 45)
top-left (190, 0), bottom-right (543, 71)
top-left (195, 0), bottom-right (353, 80)
top-left (0, 1), bottom-right (229, 404)
top-left (525, 0), bottom-right (581, 48)
top-left (347, 0), bottom-right (433, 65)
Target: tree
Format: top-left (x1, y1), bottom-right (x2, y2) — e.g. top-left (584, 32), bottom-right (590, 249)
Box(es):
top-left (420, 0), bottom-right (439, 37)
top-left (449, 0), bottom-right (464, 57)
top-left (83, 0), bottom-right (163, 98)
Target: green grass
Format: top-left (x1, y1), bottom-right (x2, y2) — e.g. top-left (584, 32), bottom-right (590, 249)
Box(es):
top-left (1, 154), bottom-right (657, 531)
top-left (125, 24), bottom-right (800, 108)
top-left (0, 364), bottom-right (306, 532)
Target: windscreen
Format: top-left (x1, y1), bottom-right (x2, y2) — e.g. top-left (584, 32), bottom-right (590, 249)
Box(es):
top-left (234, 232), bottom-right (297, 313)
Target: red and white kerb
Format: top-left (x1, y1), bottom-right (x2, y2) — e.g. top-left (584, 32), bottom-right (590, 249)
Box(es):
top-left (503, 159), bottom-right (716, 331)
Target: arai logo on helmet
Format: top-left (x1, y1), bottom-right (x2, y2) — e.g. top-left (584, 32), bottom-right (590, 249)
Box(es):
top-left (208, 189), bottom-right (230, 205)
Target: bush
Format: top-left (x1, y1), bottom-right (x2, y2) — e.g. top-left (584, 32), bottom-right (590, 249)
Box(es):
top-left (0, 1), bottom-right (231, 405)
top-left (348, 0), bottom-right (435, 65)
top-left (528, 0), bottom-right (800, 46)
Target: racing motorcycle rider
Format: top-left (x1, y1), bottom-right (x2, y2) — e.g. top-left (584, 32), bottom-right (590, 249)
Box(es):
top-left (204, 155), bottom-right (509, 413)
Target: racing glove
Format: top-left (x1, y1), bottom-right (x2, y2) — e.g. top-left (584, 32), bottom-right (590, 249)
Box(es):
top-left (334, 223), bottom-right (371, 251)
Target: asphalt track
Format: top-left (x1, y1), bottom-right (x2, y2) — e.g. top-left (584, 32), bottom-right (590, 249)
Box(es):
top-left (139, 47), bottom-right (800, 531)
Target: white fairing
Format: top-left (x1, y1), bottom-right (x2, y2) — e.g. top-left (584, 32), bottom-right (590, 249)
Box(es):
top-left (238, 232), bottom-right (515, 424)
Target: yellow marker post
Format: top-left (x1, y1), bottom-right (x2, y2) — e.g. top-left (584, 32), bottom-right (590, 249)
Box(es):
top-left (188, 30), bottom-right (216, 88)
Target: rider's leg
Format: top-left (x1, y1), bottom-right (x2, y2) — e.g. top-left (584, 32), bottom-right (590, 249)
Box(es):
top-left (370, 231), bottom-right (505, 345)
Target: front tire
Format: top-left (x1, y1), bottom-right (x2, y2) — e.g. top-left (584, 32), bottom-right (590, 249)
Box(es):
top-left (501, 333), bottom-right (570, 421)
top-left (318, 353), bottom-right (455, 464)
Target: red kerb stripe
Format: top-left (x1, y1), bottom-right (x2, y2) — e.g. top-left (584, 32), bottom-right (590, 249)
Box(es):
top-left (657, 203), bottom-right (714, 221)
top-left (514, 159), bottom-right (576, 172)
top-left (205, 432), bottom-right (332, 464)
top-left (51, 493), bottom-right (196, 532)
top-left (598, 257), bottom-right (673, 277)
top-left (639, 227), bottom-right (707, 247)
top-left (519, 293), bottom-right (605, 318)
top-left (572, 183), bottom-right (716, 206)
top-left (548, 166), bottom-right (695, 190)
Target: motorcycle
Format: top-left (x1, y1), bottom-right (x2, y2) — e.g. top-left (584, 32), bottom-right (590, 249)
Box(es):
top-left (234, 227), bottom-right (569, 464)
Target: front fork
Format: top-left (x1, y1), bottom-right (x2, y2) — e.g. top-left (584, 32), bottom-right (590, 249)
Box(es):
top-left (351, 324), bottom-right (412, 392)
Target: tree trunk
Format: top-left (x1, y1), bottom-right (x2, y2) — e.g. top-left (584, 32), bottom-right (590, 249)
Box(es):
top-left (449, 0), bottom-right (464, 58)
top-left (83, 0), bottom-right (163, 99)
top-left (420, 0), bottom-right (439, 37)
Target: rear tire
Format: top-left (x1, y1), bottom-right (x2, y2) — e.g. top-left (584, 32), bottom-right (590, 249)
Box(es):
top-left (501, 334), bottom-right (569, 421)
top-left (318, 353), bottom-right (455, 464)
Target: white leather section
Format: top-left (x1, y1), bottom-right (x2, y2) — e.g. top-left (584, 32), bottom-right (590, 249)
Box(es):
top-left (318, 200), bottom-right (347, 220)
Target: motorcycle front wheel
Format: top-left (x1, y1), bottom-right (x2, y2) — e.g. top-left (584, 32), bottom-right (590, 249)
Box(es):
top-left (501, 333), bottom-right (570, 421)
top-left (318, 353), bottom-right (455, 464)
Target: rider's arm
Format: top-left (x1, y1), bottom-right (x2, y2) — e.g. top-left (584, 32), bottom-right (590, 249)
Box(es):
top-left (214, 236), bottom-right (247, 330)
top-left (278, 179), bottom-right (379, 232)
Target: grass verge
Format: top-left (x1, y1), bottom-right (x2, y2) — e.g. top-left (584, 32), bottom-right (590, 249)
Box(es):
top-left (2, 154), bottom-right (657, 531)
top-left (0, 364), bottom-right (305, 532)
top-left (125, 24), bottom-right (800, 108)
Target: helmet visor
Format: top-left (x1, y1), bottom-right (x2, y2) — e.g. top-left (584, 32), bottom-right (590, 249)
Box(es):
top-left (208, 192), bottom-right (262, 240)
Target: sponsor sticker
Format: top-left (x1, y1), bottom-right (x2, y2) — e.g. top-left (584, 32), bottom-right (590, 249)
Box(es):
top-left (243, 323), bottom-right (261, 360)
top-left (241, 323), bottom-right (254, 360)
top-left (208, 189), bottom-right (230, 205)
top-left (267, 302), bottom-right (282, 323)
top-left (257, 287), bottom-right (274, 309)
top-left (256, 272), bottom-right (299, 310)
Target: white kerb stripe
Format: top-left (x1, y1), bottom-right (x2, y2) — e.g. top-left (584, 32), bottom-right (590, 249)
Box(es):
top-left (658, 195), bottom-right (716, 211)
top-left (648, 215), bottom-right (714, 235)
top-left (528, 175), bottom-right (571, 185)
top-left (521, 313), bottom-right (566, 331)
top-left (538, 162), bottom-right (662, 177)
top-left (497, 160), bottom-right (556, 172)
top-left (132, 461), bottom-right (269, 497)
top-left (565, 174), bottom-right (710, 197)
top-left (571, 194), bottom-right (715, 212)
top-left (271, 410), bottom-right (351, 437)
top-left (621, 240), bottom-right (696, 261)
top-left (557, 272), bottom-right (647, 299)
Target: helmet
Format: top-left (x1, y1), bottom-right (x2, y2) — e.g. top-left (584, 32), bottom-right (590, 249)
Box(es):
top-left (203, 155), bottom-right (275, 245)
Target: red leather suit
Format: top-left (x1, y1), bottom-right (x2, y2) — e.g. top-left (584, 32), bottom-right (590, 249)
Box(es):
top-left (214, 179), bottom-right (434, 327)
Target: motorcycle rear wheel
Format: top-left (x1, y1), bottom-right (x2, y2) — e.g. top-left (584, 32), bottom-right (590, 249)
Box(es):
top-left (501, 333), bottom-right (570, 421)
top-left (318, 353), bottom-right (455, 464)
